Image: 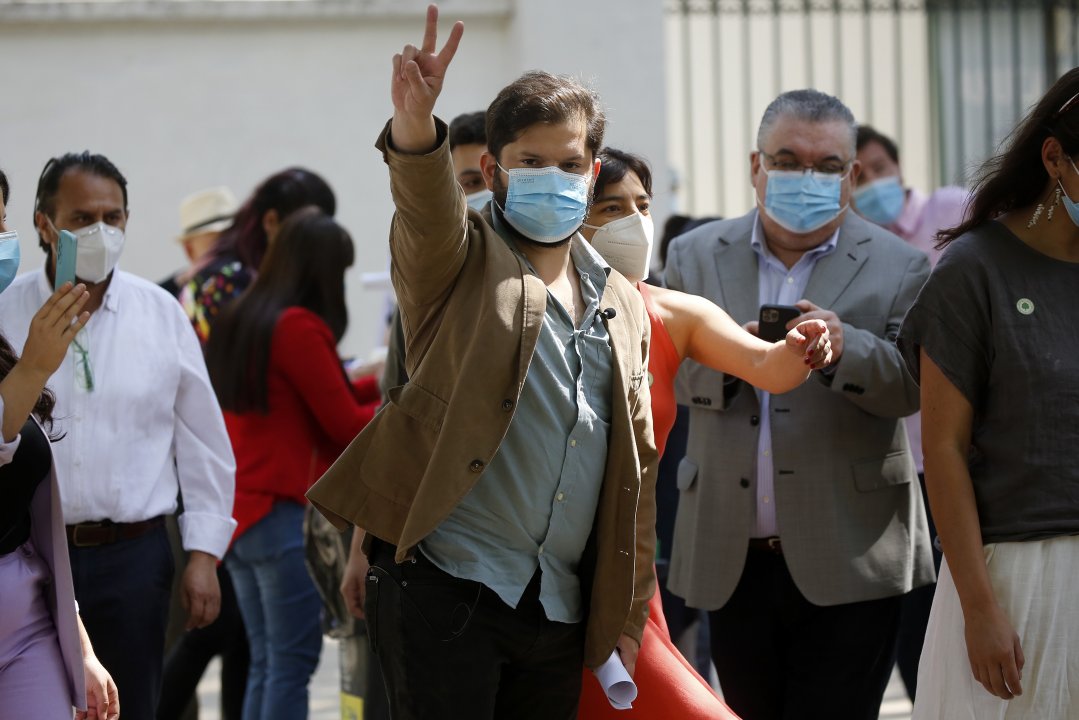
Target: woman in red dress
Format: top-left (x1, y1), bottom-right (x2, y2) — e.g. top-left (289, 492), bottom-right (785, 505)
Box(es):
top-left (577, 149), bottom-right (832, 718)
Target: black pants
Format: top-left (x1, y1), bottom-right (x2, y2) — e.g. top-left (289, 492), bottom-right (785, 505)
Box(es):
top-left (157, 563), bottom-right (249, 720)
top-left (708, 549), bottom-right (901, 720)
top-left (365, 540), bottom-right (585, 720)
top-left (70, 523), bottom-right (174, 720)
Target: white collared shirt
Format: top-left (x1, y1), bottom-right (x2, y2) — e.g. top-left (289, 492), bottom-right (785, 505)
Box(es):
top-left (0, 269), bottom-right (236, 558)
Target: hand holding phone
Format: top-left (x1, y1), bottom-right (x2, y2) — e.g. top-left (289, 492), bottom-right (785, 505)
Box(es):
top-left (758, 304), bottom-right (801, 342)
top-left (54, 230), bottom-right (77, 290)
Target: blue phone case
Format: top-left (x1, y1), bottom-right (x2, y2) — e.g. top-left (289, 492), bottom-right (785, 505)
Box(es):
top-left (54, 230), bottom-right (77, 290)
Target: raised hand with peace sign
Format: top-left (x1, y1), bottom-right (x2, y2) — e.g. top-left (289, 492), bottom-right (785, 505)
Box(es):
top-left (390, 4), bottom-right (465, 154)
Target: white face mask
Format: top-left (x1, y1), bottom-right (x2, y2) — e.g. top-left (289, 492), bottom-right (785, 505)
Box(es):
top-left (584, 212), bottom-right (654, 283)
top-left (73, 222), bottom-right (125, 283)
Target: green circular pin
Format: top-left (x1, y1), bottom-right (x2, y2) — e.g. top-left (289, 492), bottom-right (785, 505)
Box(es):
top-left (1016, 298), bottom-right (1035, 315)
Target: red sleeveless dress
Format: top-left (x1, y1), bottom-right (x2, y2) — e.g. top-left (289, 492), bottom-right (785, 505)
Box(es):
top-left (576, 283), bottom-right (740, 719)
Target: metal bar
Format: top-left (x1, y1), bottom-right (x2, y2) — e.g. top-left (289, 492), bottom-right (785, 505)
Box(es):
top-left (864, 0), bottom-right (874, 122)
top-left (927, 2), bottom-right (946, 187)
top-left (711, 6), bottom-right (726, 213)
top-left (834, 0), bottom-right (843, 98)
top-left (982, 0), bottom-right (993, 152)
top-left (744, 0), bottom-right (754, 212)
top-left (1010, 0), bottom-right (1021, 122)
top-left (682, 2), bottom-right (697, 213)
top-left (951, 0), bottom-right (964, 184)
top-left (894, 0), bottom-right (904, 147)
top-left (773, 0), bottom-right (782, 93)
top-left (805, 0), bottom-right (815, 86)
top-left (1044, 1), bottom-right (1057, 85)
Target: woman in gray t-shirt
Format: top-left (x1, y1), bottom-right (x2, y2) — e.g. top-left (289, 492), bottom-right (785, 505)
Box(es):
top-left (898, 68), bottom-right (1079, 719)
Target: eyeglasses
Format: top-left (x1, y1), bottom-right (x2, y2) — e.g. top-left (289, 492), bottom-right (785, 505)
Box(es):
top-left (72, 332), bottom-right (94, 392)
top-left (758, 149), bottom-right (851, 177)
top-left (1053, 90), bottom-right (1079, 121)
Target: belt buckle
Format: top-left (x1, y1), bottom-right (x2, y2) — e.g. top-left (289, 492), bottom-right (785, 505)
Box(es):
top-left (766, 537), bottom-right (782, 554)
top-left (71, 522), bottom-right (106, 548)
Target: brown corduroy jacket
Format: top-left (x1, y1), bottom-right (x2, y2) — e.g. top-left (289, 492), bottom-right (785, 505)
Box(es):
top-left (306, 119), bottom-right (658, 668)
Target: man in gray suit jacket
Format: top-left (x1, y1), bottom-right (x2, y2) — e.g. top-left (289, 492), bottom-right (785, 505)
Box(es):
top-left (665, 90), bottom-right (935, 720)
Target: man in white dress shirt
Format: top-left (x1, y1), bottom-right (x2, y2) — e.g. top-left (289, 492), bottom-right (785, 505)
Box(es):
top-left (0, 152), bottom-right (236, 719)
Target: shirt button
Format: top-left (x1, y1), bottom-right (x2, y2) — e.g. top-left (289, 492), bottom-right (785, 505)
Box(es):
top-left (786, 277), bottom-right (794, 284)
top-left (501, 399), bottom-right (514, 411)
top-left (763, 496), bottom-right (771, 504)
top-left (538, 545), bottom-right (545, 556)
top-left (556, 492), bottom-right (565, 502)
top-left (468, 459), bottom-right (485, 473)
top-left (750, 415), bottom-right (760, 426)
top-left (569, 439), bottom-right (577, 448)
top-left (763, 450), bottom-right (771, 457)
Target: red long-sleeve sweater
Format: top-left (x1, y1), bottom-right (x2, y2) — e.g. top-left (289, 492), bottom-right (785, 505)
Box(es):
top-left (225, 306), bottom-right (381, 542)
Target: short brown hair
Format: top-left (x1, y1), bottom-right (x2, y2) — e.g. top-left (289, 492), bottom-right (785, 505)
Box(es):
top-left (486, 71), bottom-right (605, 163)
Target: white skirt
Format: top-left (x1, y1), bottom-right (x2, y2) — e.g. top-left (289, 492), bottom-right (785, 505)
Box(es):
top-left (913, 534), bottom-right (1079, 720)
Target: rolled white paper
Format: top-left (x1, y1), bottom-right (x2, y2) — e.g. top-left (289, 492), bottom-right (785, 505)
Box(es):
top-left (592, 650), bottom-right (638, 710)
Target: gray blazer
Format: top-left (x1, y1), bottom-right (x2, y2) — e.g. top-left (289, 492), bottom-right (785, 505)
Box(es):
top-left (665, 210), bottom-right (936, 609)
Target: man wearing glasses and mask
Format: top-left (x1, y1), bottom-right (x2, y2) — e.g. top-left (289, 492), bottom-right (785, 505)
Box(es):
top-left (664, 90), bottom-right (935, 720)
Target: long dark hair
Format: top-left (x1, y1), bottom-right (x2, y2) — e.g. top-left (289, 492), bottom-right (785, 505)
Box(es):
top-left (208, 167), bottom-right (336, 271)
top-left (0, 168), bottom-right (57, 431)
top-left (939, 67), bottom-right (1079, 246)
top-left (205, 208), bottom-right (354, 414)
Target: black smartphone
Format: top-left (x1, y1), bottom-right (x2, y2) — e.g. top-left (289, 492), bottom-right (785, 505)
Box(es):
top-left (758, 304), bottom-right (801, 342)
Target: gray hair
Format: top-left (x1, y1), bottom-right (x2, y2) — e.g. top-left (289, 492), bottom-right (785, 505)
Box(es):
top-left (756, 89), bottom-right (857, 156)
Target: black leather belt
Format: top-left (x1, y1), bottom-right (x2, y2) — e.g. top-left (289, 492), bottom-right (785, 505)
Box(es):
top-left (747, 536), bottom-right (784, 555)
top-left (66, 516), bottom-right (165, 548)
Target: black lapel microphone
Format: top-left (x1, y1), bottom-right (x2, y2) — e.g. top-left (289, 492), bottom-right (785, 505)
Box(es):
top-left (597, 308), bottom-right (617, 320)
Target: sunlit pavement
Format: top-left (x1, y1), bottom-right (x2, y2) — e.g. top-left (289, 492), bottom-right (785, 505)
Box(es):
top-left (195, 637), bottom-right (913, 720)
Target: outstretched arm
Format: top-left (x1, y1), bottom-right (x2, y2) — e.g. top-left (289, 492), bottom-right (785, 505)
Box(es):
top-left (389, 4), bottom-right (463, 155)
top-left (660, 287), bottom-right (830, 394)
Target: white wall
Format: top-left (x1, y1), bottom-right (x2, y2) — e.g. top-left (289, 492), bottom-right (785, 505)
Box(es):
top-left (0, 0), bottom-right (669, 356)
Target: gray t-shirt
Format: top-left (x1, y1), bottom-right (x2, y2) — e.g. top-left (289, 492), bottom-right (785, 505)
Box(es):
top-left (898, 221), bottom-right (1079, 543)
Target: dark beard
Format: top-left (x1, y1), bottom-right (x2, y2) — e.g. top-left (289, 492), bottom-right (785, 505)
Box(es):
top-left (492, 170), bottom-right (590, 250)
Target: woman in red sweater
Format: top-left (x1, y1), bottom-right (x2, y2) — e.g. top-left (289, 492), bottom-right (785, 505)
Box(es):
top-left (205, 207), bottom-right (380, 720)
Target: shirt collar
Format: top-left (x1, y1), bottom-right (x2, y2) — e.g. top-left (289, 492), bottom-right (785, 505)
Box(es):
top-left (892, 187), bottom-right (927, 237)
top-left (750, 211), bottom-right (840, 267)
top-left (35, 267), bottom-right (122, 313)
top-left (490, 207), bottom-right (611, 280)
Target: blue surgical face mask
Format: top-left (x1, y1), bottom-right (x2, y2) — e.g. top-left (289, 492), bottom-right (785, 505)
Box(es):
top-left (853, 176), bottom-right (905, 226)
top-left (496, 163), bottom-right (592, 244)
top-left (1059, 159), bottom-right (1079, 228)
top-left (760, 169), bottom-right (848, 235)
top-left (465, 188), bottom-right (493, 211)
top-left (0, 230), bottom-right (20, 293)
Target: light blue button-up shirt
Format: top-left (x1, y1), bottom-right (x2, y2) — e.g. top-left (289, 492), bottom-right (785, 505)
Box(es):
top-left (750, 214), bottom-right (838, 538)
top-left (420, 212), bottom-right (613, 623)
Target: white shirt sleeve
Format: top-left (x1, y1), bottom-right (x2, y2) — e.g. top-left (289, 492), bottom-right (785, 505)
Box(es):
top-left (170, 307), bottom-right (237, 559)
top-left (0, 395), bottom-right (23, 466)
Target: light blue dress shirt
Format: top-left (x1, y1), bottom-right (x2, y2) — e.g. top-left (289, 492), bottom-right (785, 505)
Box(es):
top-left (420, 212), bottom-right (614, 623)
top-left (750, 214), bottom-right (838, 538)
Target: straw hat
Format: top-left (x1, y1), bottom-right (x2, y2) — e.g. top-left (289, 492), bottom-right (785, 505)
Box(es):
top-left (177, 186), bottom-right (238, 242)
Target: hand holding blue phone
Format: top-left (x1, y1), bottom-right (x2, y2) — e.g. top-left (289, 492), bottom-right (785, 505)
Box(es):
top-left (54, 229), bottom-right (77, 291)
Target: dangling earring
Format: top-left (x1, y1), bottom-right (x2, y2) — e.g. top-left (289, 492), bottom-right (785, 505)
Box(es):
top-left (1047, 186), bottom-right (1062, 222)
top-left (1028, 201), bottom-right (1044, 228)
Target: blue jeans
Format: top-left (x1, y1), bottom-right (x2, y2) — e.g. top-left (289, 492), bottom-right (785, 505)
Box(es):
top-left (226, 502), bottom-right (322, 720)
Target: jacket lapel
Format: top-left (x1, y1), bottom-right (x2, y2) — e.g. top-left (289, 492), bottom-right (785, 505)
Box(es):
top-left (802, 215), bottom-right (871, 310)
top-left (713, 214), bottom-right (760, 326)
